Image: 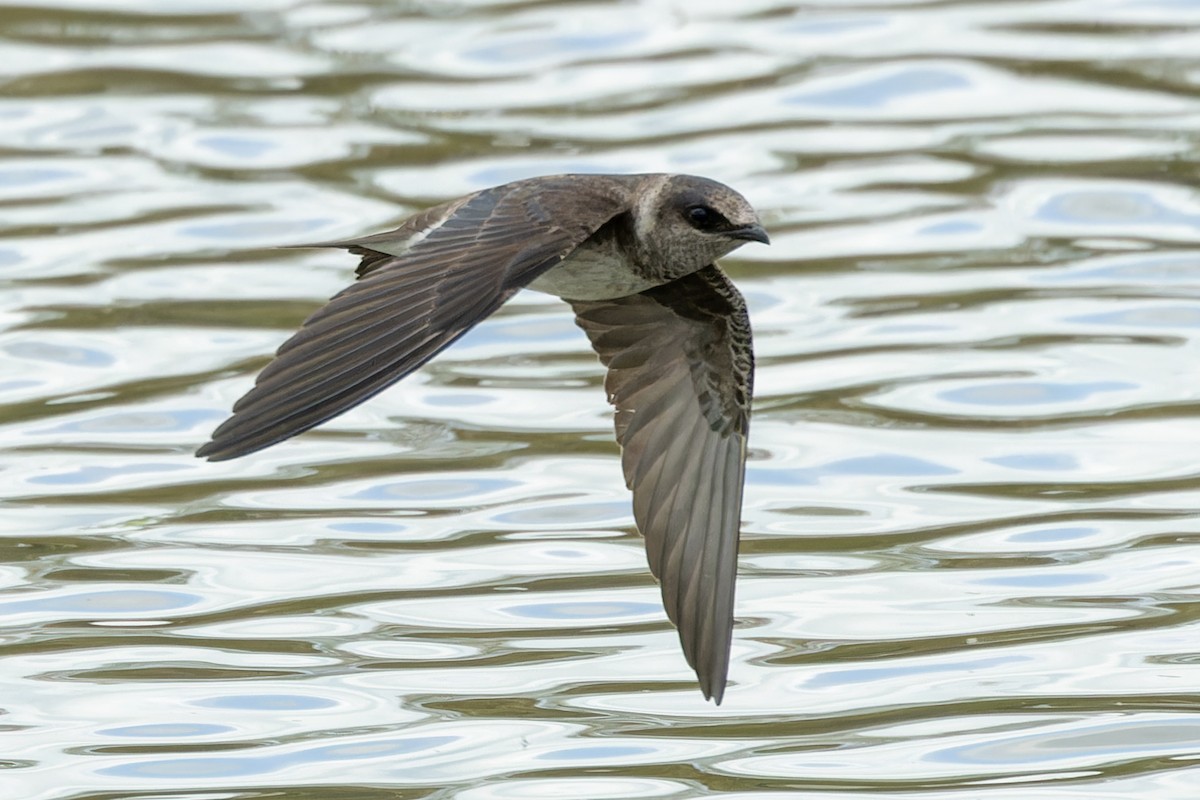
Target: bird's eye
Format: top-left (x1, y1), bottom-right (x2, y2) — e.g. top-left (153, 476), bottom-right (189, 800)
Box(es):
top-left (686, 205), bottom-right (718, 229)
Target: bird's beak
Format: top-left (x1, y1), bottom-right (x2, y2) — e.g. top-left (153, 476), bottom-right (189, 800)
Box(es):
top-left (728, 224), bottom-right (770, 245)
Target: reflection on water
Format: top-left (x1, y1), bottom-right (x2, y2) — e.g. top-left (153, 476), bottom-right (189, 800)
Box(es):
top-left (3, 0), bottom-right (1200, 798)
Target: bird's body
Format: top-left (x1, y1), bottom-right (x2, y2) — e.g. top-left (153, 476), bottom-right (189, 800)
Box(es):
top-left (199, 173), bottom-right (768, 703)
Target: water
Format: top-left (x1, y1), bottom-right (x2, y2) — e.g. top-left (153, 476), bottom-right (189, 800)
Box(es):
top-left (3, 0), bottom-right (1200, 797)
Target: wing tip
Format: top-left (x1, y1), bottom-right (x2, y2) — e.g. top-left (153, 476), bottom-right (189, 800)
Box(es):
top-left (195, 440), bottom-right (237, 462)
top-left (196, 423), bottom-right (272, 462)
top-left (696, 645), bottom-right (731, 705)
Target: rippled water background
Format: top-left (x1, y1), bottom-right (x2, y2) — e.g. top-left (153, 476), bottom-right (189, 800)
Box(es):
top-left (4, 0), bottom-right (1200, 797)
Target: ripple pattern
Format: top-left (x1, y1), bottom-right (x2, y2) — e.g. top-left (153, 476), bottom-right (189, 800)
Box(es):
top-left (3, 0), bottom-right (1200, 798)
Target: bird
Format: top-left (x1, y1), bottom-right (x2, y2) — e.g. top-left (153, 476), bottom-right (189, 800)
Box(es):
top-left (197, 173), bottom-right (769, 703)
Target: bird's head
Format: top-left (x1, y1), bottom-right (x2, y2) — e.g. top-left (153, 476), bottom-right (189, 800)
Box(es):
top-left (634, 174), bottom-right (769, 270)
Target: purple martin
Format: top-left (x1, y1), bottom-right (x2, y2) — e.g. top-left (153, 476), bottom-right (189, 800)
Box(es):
top-left (198, 173), bottom-right (769, 703)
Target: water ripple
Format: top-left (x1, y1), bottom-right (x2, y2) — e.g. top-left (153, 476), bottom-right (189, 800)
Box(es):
top-left (4, 1), bottom-right (1200, 798)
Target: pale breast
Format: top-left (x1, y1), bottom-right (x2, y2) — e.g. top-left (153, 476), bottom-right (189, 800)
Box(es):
top-left (527, 238), bottom-right (661, 301)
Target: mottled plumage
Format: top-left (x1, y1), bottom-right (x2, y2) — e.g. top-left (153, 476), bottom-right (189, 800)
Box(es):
top-left (198, 173), bottom-right (768, 703)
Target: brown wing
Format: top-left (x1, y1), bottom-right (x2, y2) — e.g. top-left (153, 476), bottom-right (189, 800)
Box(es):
top-left (198, 176), bottom-right (634, 461)
top-left (570, 265), bottom-right (753, 704)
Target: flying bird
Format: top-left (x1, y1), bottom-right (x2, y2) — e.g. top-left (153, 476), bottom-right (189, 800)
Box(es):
top-left (197, 173), bottom-right (769, 703)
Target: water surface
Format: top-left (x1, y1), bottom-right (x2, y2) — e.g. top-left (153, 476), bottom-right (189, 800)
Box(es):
top-left (4, 0), bottom-right (1200, 798)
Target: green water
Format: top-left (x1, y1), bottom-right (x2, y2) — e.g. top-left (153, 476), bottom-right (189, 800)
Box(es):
top-left (3, 1), bottom-right (1200, 797)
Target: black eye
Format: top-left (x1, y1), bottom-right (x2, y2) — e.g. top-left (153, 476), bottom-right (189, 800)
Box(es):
top-left (686, 205), bottom-right (718, 229)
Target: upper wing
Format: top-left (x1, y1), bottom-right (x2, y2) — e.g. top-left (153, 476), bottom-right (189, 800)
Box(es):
top-left (570, 265), bottom-right (753, 704)
top-left (198, 176), bottom-right (633, 461)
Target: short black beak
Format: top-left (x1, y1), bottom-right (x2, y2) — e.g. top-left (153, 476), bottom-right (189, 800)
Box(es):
top-left (728, 223), bottom-right (770, 245)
